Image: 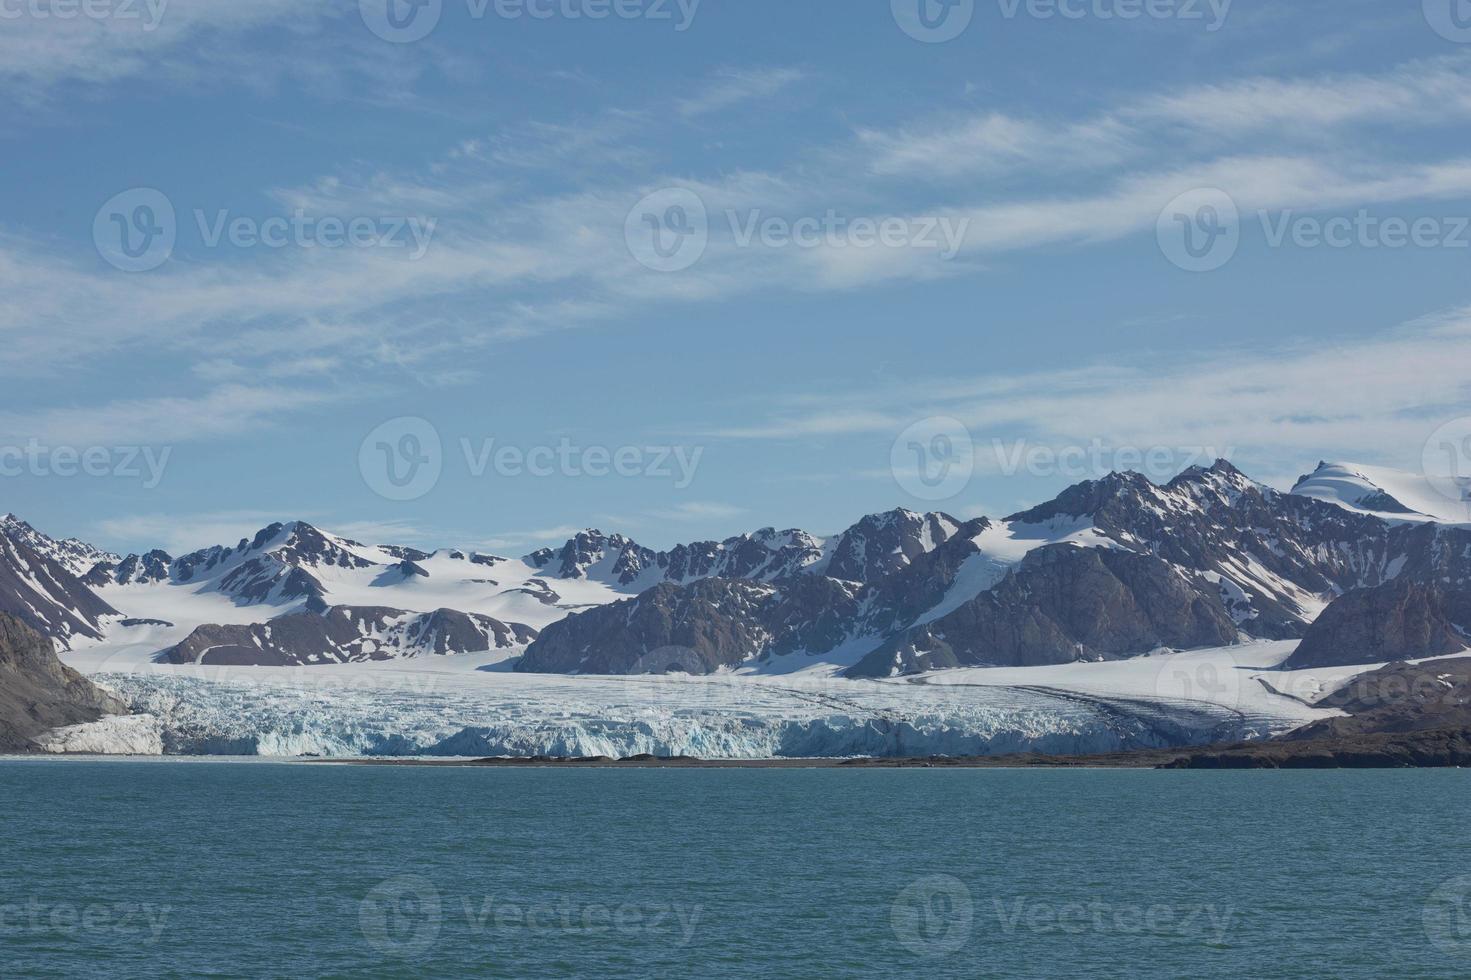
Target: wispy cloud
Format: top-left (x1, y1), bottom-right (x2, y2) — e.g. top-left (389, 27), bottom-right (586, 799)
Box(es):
top-left (705, 305), bottom-right (1471, 478)
top-left (93, 509), bottom-right (291, 556)
top-left (0, 384), bottom-right (338, 445)
top-left (857, 113), bottom-right (1134, 180)
top-left (645, 501), bottom-right (747, 522)
top-left (676, 67), bottom-right (805, 118)
top-left (8, 53), bottom-right (1471, 456)
top-left (0, 0), bottom-right (323, 98)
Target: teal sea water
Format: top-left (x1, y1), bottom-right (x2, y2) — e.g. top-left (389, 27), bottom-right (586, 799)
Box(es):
top-left (1, 762), bottom-right (1469, 978)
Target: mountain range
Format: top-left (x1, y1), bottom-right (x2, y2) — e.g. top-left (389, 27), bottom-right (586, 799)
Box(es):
top-left (4, 460), bottom-right (1469, 678)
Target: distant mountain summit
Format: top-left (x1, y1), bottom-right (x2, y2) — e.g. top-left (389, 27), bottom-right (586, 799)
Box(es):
top-left (1290, 461), bottom-right (1471, 525)
top-left (1, 514), bottom-right (120, 578)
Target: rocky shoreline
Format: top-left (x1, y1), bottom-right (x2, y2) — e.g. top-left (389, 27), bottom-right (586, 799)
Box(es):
top-left (320, 726), bottom-right (1471, 770)
top-left (0, 615), bottom-right (125, 752)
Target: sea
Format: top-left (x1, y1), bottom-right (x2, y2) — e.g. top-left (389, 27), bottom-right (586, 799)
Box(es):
top-left (2, 761), bottom-right (1468, 978)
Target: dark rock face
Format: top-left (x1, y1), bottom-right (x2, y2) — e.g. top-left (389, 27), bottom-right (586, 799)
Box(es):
top-left (849, 545), bottom-right (1238, 677)
top-left (521, 536), bottom-right (1239, 678)
top-left (1284, 581), bottom-right (1470, 669)
top-left (528, 511), bottom-right (958, 589)
top-left (1008, 461), bottom-right (1396, 639)
top-left (378, 545), bottom-right (433, 562)
top-left (531, 531), bottom-right (657, 585)
top-left (659, 528), bottom-right (827, 584)
top-left (1160, 728), bottom-right (1471, 769)
top-left (1004, 461), bottom-right (1471, 660)
top-left (822, 510), bottom-right (959, 583)
top-left (162, 605), bottom-right (538, 666)
top-left (517, 518), bottom-right (992, 676)
top-left (0, 533), bottom-right (118, 647)
top-left (1286, 658), bottom-right (1471, 738)
top-left (516, 580), bottom-right (776, 675)
top-left (85, 549), bottom-right (174, 586)
top-left (0, 614), bottom-right (125, 751)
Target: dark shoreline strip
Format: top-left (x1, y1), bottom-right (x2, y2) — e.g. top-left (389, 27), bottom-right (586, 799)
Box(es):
top-left (315, 727), bottom-right (1471, 770)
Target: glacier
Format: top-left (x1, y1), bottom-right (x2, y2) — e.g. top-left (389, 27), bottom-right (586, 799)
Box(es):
top-left (45, 642), bottom-right (1357, 759)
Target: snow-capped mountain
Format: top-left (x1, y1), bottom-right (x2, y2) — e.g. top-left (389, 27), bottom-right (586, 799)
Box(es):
top-left (160, 603), bottom-right (537, 667)
top-left (523, 461), bottom-right (1471, 677)
top-left (0, 528), bottom-right (118, 647)
top-left (1, 514), bottom-right (120, 578)
top-left (136, 521), bottom-right (377, 604)
top-left (7, 459), bottom-right (1470, 675)
top-left (524, 510), bottom-right (957, 589)
top-left (55, 508), bottom-right (959, 666)
top-left (1290, 461), bottom-right (1471, 526)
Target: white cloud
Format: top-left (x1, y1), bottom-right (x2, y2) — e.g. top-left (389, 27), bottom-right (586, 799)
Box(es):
top-left (706, 305), bottom-right (1471, 479)
top-left (1128, 53), bottom-right (1471, 134)
top-left (849, 53), bottom-right (1471, 183)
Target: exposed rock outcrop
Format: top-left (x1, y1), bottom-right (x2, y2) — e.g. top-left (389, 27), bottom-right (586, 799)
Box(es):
top-left (0, 614), bottom-right (125, 751)
top-left (516, 579), bottom-right (775, 674)
top-left (163, 605), bottom-right (537, 666)
top-left (848, 545), bottom-right (1238, 676)
top-left (1282, 580), bottom-right (1470, 669)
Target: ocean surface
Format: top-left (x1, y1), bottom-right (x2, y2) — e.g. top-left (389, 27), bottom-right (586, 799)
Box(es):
top-left (2, 762), bottom-right (1468, 978)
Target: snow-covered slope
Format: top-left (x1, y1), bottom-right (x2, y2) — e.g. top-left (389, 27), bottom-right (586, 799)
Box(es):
top-left (1290, 462), bottom-right (1471, 526)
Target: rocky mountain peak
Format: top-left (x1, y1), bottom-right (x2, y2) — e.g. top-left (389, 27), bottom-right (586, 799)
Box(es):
top-left (0, 514), bottom-right (121, 579)
top-left (823, 508), bottom-right (960, 583)
top-left (1006, 470), bottom-right (1158, 524)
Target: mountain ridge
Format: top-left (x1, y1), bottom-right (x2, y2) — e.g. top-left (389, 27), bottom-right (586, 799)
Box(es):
top-left (9, 459), bottom-right (1470, 676)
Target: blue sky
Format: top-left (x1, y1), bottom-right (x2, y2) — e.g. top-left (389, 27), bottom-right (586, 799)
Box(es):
top-left (3, 0), bottom-right (1471, 556)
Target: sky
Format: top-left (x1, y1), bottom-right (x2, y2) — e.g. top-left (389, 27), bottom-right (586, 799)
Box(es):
top-left (2, 0), bottom-right (1471, 557)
